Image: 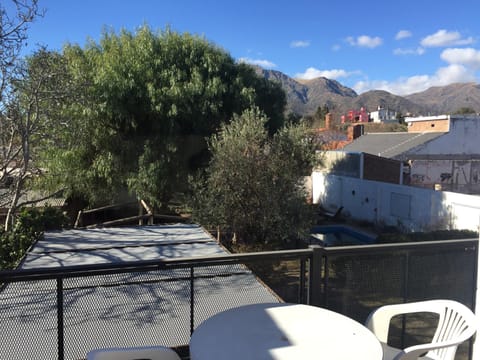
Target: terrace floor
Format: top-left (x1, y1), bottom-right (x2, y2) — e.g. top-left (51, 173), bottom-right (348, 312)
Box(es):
top-left (0, 223), bottom-right (477, 360)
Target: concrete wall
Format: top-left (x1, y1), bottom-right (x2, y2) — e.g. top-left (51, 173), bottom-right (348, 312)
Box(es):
top-left (410, 159), bottom-right (480, 194)
top-left (409, 116), bottom-right (480, 155)
top-left (318, 151), bottom-right (361, 178)
top-left (312, 171), bottom-right (480, 232)
top-left (406, 116), bottom-right (480, 194)
top-left (318, 151), bottom-right (403, 184)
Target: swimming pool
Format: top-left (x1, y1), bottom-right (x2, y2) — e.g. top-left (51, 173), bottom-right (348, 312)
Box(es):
top-left (310, 225), bottom-right (377, 247)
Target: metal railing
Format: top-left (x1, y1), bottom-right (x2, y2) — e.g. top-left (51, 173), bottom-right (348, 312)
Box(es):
top-left (0, 239), bottom-right (477, 360)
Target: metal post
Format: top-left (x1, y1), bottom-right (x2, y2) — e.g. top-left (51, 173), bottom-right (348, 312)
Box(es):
top-left (472, 229), bottom-right (480, 360)
top-left (323, 252), bottom-right (330, 307)
top-left (190, 267), bottom-right (195, 336)
top-left (401, 252), bottom-right (410, 349)
top-left (308, 245), bottom-right (323, 307)
top-left (359, 152), bottom-right (364, 180)
top-left (299, 259), bottom-right (306, 304)
top-left (56, 278), bottom-right (64, 360)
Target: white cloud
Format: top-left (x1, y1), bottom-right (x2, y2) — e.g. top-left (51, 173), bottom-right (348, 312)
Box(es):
top-left (421, 29), bottom-right (474, 47)
top-left (352, 36), bottom-right (479, 96)
top-left (295, 67), bottom-right (353, 80)
top-left (346, 35), bottom-right (383, 48)
top-left (395, 30), bottom-right (412, 40)
top-left (393, 47), bottom-right (425, 56)
top-left (434, 64), bottom-right (476, 84)
top-left (354, 42), bottom-right (480, 95)
top-left (441, 48), bottom-right (480, 68)
top-left (290, 40), bottom-right (310, 48)
top-left (353, 76), bottom-right (425, 96)
top-left (238, 57), bottom-right (277, 69)
top-left (353, 64), bottom-right (476, 95)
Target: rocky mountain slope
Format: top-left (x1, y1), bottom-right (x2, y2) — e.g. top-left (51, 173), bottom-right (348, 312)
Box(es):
top-left (351, 90), bottom-right (428, 116)
top-left (405, 82), bottom-right (480, 114)
top-left (258, 68), bottom-right (356, 115)
top-left (256, 67), bottom-right (480, 117)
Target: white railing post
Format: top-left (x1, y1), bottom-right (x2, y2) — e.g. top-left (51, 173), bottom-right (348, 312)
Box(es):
top-left (474, 220), bottom-right (480, 360)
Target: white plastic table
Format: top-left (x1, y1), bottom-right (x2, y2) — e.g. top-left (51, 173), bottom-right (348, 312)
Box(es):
top-left (189, 303), bottom-right (383, 360)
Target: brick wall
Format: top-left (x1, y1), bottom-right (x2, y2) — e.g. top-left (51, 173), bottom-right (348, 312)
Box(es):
top-left (408, 119), bottom-right (450, 132)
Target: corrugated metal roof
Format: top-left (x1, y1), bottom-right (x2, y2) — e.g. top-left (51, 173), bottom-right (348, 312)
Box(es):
top-left (22, 224), bottom-right (226, 268)
top-left (0, 224), bottom-right (280, 359)
top-left (342, 132), bottom-right (446, 160)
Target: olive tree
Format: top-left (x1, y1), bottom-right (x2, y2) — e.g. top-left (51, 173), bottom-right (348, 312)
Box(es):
top-left (190, 108), bottom-right (317, 246)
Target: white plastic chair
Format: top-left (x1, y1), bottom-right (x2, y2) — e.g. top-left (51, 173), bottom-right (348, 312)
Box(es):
top-left (365, 299), bottom-right (478, 360)
top-left (86, 345), bottom-right (181, 360)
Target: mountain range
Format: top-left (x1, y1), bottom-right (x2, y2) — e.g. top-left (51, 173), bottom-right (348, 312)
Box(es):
top-left (256, 67), bottom-right (480, 117)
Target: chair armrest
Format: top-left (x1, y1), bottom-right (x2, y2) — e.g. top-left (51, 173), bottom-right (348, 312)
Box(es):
top-left (365, 301), bottom-right (444, 343)
top-left (393, 338), bottom-right (464, 360)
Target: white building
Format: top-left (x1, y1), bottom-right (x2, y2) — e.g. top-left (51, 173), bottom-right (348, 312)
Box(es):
top-left (404, 115), bottom-right (480, 193)
top-left (369, 106), bottom-right (397, 123)
top-left (342, 114), bottom-right (480, 194)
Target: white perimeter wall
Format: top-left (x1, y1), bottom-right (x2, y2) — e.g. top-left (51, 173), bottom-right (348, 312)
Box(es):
top-left (312, 171), bottom-right (480, 232)
top-left (313, 170), bottom-right (480, 360)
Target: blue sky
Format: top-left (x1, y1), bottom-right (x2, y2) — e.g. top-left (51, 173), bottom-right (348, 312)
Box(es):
top-left (16, 0), bottom-right (480, 95)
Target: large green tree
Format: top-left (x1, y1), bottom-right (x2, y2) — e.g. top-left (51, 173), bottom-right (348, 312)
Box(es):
top-left (190, 107), bottom-right (317, 246)
top-left (40, 26), bottom-right (286, 209)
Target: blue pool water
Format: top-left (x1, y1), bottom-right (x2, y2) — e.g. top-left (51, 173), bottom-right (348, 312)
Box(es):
top-left (310, 225), bottom-right (377, 247)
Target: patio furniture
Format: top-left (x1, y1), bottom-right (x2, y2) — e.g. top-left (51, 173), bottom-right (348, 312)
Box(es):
top-left (189, 302), bottom-right (383, 360)
top-left (365, 299), bottom-right (477, 360)
top-left (86, 345), bottom-right (181, 360)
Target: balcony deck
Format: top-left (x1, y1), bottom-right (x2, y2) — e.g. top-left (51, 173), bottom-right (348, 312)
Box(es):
top-left (0, 225), bottom-right (477, 360)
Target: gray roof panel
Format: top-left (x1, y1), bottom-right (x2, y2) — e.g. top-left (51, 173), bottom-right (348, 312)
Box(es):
top-left (342, 132), bottom-right (446, 160)
top-left (23, 224), bottom-right (224, 268)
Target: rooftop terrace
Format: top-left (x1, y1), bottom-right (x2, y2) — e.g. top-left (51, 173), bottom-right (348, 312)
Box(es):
top-left (0, 225), bottom-right (477, 359)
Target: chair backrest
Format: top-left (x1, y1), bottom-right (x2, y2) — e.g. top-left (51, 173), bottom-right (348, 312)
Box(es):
top-left (427, 300), bottom-right (477, 360)
top-left (86, 345), bottom-right (181, 360)
top-left (366, 299), bottom-right (478, 360)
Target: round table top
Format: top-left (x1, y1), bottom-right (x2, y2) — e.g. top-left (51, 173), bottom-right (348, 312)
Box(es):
top-left (189, 302), bottom-right (383, 360)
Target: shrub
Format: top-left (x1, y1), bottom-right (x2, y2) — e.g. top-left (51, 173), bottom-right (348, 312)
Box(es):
top-left (190, 108), bottom-right (317, 247)
top-left (376, 229), bottom-right (478, 244)
top-left (0, 207), bottom-right (69, 269)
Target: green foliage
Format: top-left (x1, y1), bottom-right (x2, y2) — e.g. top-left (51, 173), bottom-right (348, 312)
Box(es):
top-left (126, 140), bottom-right (178, 209)
top-left (38, 26), bottom-right (286, 208)
top-left (453, 107), bottom-right (477, 115)
top-left (190, 107), bottom-right (317, 246)
top-left (0, 207), bottom-right (69, 269)
top-left (360, 122), bottom-right (407, 133)
top-left (302, 104), bottom-right (330, 128)
top-left (2, 48), bottom-right (74, 229)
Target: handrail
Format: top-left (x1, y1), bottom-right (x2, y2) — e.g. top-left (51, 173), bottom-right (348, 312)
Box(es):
top-left (321, 238), bottom-right (478, 256)
top-left (0, 238), bottom-right (477, 360)
top-left (2, 238), bottom-right (477, 281)
top-left (0, 248), bottom-right (313, 282)
top-left (0, 247), bottom-right (313, 360)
